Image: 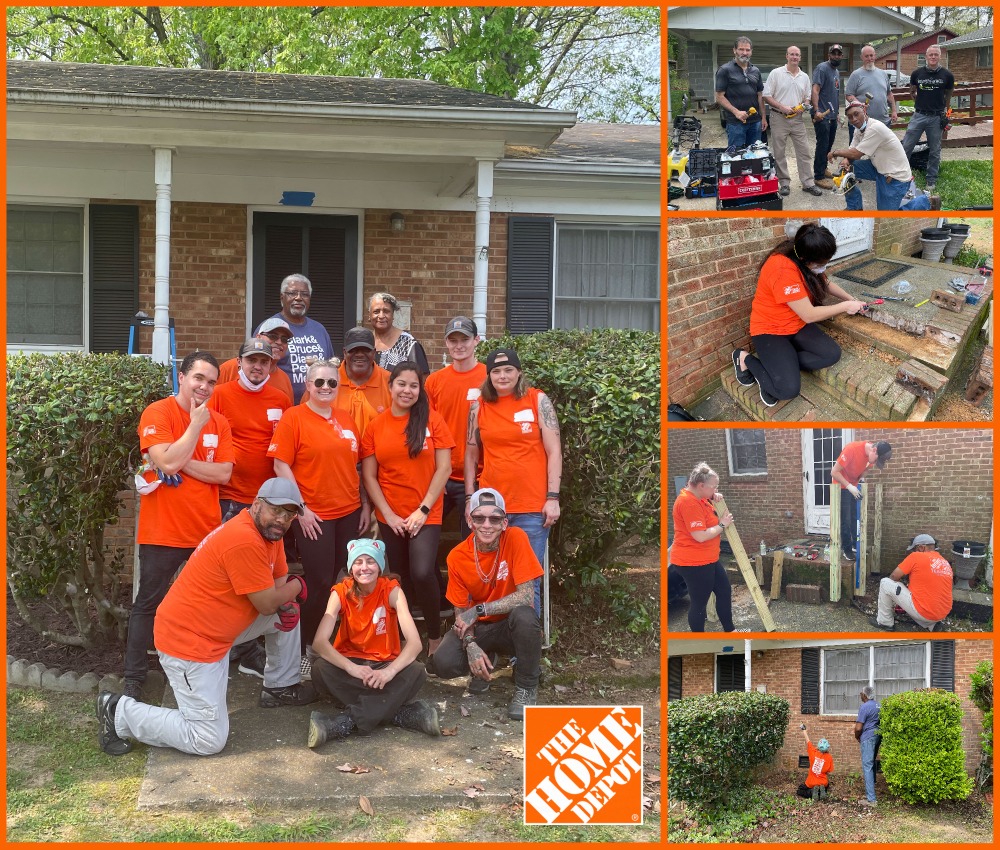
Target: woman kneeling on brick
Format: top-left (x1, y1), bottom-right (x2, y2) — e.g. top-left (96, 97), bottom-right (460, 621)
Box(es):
top-left (732, 223), bottom-right (867, 408)
top-left (307, 539), bottom-right (440, 746)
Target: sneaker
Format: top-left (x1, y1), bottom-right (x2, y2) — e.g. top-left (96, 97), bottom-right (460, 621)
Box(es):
top-left (732, 350), bottom-right (755, 386)
top-left (814, 178), bottom-right (834, 190)
top-left (468, 653), bottom-right (499, 694)
top-left (122, 679), bottom-right (143, 701)
top-left (804, 185), bottom-right (824, 196)
top-left (759, 386), bottom-right (779, 408)
top-left (299, 655), bottom-right (312, 682)
top-left (858, 799), bottom-right (877, 808)
top-left (259, 682), bottom-right (319, 708)
top-left (393, 700), bottom-right (441, 737)
top-left (779, 185), bottom-right (791, 197)
top-left (96, 691), bottom-right (132, 756)
top-left (819, 785), bottom-right (827, 800)
top-left (867, 615), bottom-right (895, 632)
top-left (508, 685), bottom-right (538, 721)
top-left (308, 711), bottom-right (355, 747)
top-left (238, 644), bottom-right (266, 679)
top-left (925, 182), bottom-right (936, 193)
top-left (843, 551), bottom-right (856, 562)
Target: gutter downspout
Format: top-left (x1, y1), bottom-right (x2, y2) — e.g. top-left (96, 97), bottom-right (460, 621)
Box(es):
top-left (745, 639), bottom-right (752, 692)
top-left (152, 147), bottom-right (174, 367)
top-left (473, 159), bottom-right (494, 337)
top-left (896, 37), bottom-right (902, 82)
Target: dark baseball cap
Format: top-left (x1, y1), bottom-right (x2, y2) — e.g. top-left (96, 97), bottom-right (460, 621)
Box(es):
top-left (445, 316), bottom-right (477, 339)
top-left (486, 348), bottom-right (522, 372)
top-left (874, 442), bottom-right (892, 468)
top-left (829, 44), bottom-right (844, 54)
top-left (344, 326), bottom-right (376, 351)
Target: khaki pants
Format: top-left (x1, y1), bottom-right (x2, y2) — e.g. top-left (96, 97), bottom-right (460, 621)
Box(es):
top-left (769, 112), bottom-right (815, 189)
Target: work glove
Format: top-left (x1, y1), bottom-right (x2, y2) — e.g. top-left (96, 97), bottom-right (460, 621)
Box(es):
top-left (156, 469), bottom-right (183, 487)
top-left (275, 601), bottom-right (300, 632)
top-left (846, 484), bottom-right (862, 501)
top-left (286, 575), bottom-right (308, 603)
top-left (800, 723), bottom-right (806, 730)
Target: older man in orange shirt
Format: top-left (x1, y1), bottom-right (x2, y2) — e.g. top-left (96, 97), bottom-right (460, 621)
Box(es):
top-left (872, 534), bottom-right (953, 631)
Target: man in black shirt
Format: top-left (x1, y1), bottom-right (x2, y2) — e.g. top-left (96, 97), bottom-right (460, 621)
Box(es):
top-left (715, 36), bottom-right (767, 148)
top-left (900, 45), bottom-right (954, 193)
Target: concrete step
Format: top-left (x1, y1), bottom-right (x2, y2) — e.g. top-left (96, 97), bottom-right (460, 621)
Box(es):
top-left (721, 373), bottom-right (857, 421)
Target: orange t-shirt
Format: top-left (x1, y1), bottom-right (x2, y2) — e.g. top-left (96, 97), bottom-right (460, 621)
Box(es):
top-left (836, 441), bottom-right (874, 488)
top-left (897, 551), bottom-right (954, 621)
top-left (477, 388), bottom-right (548, 514)
top-left (137, 396), bottom-right (235, 548)
top-left (446, 526), bottom-right (543, 622)
top-left (360, 408), bottom-right (456, 525)
top-left (425, 362), bottom-right (487, 481)
top-left (218, 358), bottom-right (294, 404)
top-left (805, 741), bottom-right (833, 788)
top-left (266, 405), bottom-right (361, 520)
top-left (330, 576), bottom-right (402, 662)
top-left (670, 488), bottom-right (722, 567)
top-left (208, 380), bottom-right (291, 504)
top-left (332, 362), bottom-right (393, 438)
top-left (153, 510), bottom-right (288, 663)
top-left (749, 254), bottom-right (811, 337)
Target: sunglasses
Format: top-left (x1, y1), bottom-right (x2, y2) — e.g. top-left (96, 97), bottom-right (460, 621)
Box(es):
top-left (312, 378), bottom-right (338, 389)
top-left (470, 514), bottom-right (505, 527)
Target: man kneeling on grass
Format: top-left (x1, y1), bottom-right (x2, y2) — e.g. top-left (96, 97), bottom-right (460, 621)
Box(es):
top-left (97, 478), bottom-right (317, 757)
top-left (796, 723), bottom-right (833, 801)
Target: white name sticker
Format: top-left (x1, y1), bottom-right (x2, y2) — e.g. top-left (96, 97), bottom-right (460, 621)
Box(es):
top-left (342, 429), bottom-right (356, 442)
top-left (513, 409), bottom-right (535, 423)
top-left (202, 434), bottom-right (219, 448)
top-left (426, 428), bottom-right (432, 436)
top-left (466, 387), bottom-right (481, 401)
top-left (267, 408), bottom-right (283, 422)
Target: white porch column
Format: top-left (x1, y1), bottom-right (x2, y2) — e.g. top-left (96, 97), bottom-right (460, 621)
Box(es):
top-left (473, 159), bottom-right (494, 337)
top-left (152, 147), bottom-right (173, 365)
top-left (744, 639), bottom-right (752, 692)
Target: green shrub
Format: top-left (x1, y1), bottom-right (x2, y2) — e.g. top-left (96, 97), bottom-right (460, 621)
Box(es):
top-left (477, 330), bottom-right (660, 632)
top-left (7, 353), bottom-right (170, 647)
top-left (969, 660), bottom-right (993, 757)
top-left (879, 688), bottom-right (974, 804)
top-left (667, 690), bottom-right (790, 808)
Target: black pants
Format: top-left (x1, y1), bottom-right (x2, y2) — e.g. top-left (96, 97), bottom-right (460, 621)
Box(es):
top-left (840, 487), bottom-right (859, 556)
top-left (124, 544), bottom-right (195, 684)
top-left (294, 508), bottom-right (362, 653)
top-left (311, 656), bottom-right (427, 734)
top-left (673, 561), bottom-right (734, 632)
top-left (797, 782), bottom-right (824, 798)
top-left (378, 522), bottom-right (443, 639)
top-left (428, 605), bottom-right (541, 688)
top-left (813, 119), bottom-right (837, 181)
top-left (442, 478), bottom-right (473, 541)
top-left (747, 324), bottom-right (842, 400)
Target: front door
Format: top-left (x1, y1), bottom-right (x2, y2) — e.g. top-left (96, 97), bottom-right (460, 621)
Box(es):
top-left (251, 212), bottom-right (358, 352)
top-left (820, 218), bottom-right (874, 261)
top-left (801, 428), bottom-right (853, 533)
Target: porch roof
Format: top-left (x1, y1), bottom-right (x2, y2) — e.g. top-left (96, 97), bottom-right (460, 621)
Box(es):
top-left (944, 25), bottom-right (994, 50)
top-left (505, 123), bottom-right (659, 165)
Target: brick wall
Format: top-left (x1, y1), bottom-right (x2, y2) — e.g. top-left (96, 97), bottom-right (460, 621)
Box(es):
top-left (873, 217), bottom-right (925, 259)
top-left (673, 640), bottom-right (990, 773)
top-left (685, 41), bottom-right (717, 101)
top-left (947, 47), bottom-right (992, 84)
top-left (666, 428), bottom-right (993, 565)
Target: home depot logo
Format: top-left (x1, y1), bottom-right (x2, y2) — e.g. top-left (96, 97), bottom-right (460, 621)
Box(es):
top-left (523, 705), bottom-right (643, 825)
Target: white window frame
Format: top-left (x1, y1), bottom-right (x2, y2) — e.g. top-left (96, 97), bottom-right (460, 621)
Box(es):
top-left (820, 641), bottom-right (931, 715)
top-left (7, 197), bottom-right (90, 355)
top-left (937, 35), bottom-right (947, 44)
top-left (917, 53), bottom-right (927, 67)
top-left (551, 221), bottom-right (660, 332)
top-left (977, 46), bottom-right (992, 68)
top-left (726, 428), bottom-right (768, 476)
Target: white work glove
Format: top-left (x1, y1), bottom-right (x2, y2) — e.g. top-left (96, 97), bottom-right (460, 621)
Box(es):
top-left (846, 484), bottom-right (862, 501)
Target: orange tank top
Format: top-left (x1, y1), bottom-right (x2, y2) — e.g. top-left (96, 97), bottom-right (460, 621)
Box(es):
top-left (477, 387), bottom-right (548, 514)
top-left (331, 577), bottom-right (401, 662)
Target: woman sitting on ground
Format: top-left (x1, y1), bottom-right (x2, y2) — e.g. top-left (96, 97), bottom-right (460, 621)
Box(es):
top-left (732, 223), bottom-right (866, 407)
top-left (308, 538), bottom-right (440, 746)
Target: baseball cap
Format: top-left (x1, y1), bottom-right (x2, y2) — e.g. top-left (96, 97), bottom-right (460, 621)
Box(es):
top-left (346, 538), bottom-right (387, 574)
top-left (344, 326), bottom-right (376, 351)
top-left (829, 44), bottom-right (843, 54)
top-left (874, 442), bottom-right (892, 468)
top-left (256, 478), bottom-right (305, 515)
top-left (258, 317), bottom-right (294, 338)
top-left (485, 348), bottom-right (522, 373)
top-left (469, 487), bottom-right (506, 515)
top-left (907, 534), bottom-right (938, 550)
top-left (240, 337), bottom-right (275, 359)
top-left (445, 316), bottom-right (477, 339)
top-left (845, 100), bottom-right (866, 113)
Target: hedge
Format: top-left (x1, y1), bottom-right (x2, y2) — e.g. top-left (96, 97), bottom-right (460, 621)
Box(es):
top-left (879, 688), bottom-right (974, 804)
top-left (667, 690), bottom-right (790, 808)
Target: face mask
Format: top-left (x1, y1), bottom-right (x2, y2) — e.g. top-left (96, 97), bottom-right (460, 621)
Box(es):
top-left (237, 367), bottom-right (270, 393)
top-left (859, 120), bottom-right (868, 131)
top-left (809, 264), bottom-right (828, 274)
top-left (829, 58), bottom-right (841, 67)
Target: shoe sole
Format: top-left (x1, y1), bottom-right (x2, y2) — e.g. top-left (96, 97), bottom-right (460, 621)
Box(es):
top-left (307, 712), bottom-right (326, 748)
top-left (732, 351), bottom-right (755, 387)
top-left (259, 689), bottom-right (318, 709)
top-left (96, 692), bottom-right (132, 755)
top-left (238, 663), bottom-right (265, 679)
top-left (759, 387), bottom-right (779, 407)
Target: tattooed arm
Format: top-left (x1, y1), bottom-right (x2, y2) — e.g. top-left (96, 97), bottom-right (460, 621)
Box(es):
top-left (538, 392), bottom-right (562, 529)
top-left (463, 401), bottom-right (482, 524)
top-left (456, 583), bottom-right (535, 680)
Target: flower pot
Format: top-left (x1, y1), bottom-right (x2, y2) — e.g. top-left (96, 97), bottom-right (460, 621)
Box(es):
top-left (921, 227), bottom-right (952, 239)
top-left (943, 232), bottom-right (970, 263)
top-left (919, 236), bottom-right (951, 263)
top-left (953, 540), bottom-right (987, 557)
top-left (951, 551), bottom-right (985, 590)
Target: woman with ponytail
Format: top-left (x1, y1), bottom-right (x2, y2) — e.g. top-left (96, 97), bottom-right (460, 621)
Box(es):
top-left (733, 223), bottom-right (867, 407)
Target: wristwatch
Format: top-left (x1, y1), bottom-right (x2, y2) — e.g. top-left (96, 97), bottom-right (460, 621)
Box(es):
top-left (419, 504), bottom-right (430, 515)
top-left (475, 603), bottom-right (488, 619)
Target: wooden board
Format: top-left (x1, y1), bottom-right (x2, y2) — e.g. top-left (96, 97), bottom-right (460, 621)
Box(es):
top-left (829, 482), bottom-right (842, 602)
top-left (770, 550), bottom-right (784, 600)
top-left (872, 483), bottom-right (883, 575)
top-left (858, 482), bottom-right (869, 596)
top-left (755, 554), bottom-right (764, 584)
top-left (714, 496), bottom-right (777, 631)
top-left (706, 592), bottom-right (719, 623)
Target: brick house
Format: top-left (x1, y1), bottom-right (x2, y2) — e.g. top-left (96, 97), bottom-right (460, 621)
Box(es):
top-left (943, 25), bottom-right (994, 91)
top-left (667, 637), bottom-right (991, 775)
top-left (666, 427), bottom-right (993, 570)
top-left (873, 28), bottom-right (958, 75)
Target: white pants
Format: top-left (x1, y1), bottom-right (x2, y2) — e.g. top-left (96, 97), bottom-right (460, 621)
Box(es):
top-left (877, 577), bottom-right (938, 630)
top-left (116, 613), bottom-right (301, 755)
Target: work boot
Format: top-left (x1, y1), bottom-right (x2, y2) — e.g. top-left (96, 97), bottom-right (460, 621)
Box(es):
top-left (825, 167), bottom-right (834, 178)
top-left (814, 178), bottom-right (834, 190)
top-left (308, 711), bottom-right (355, 748)
top-left (867, 615), bottom-right (894, 632)
top-left (122, 679), bottom-right (143, 701)
top-left (393, 700), bottom-right (441, 737)
top-left (819, 785), bottom-right (827, 800)
top-left (812, 785), bottom-right (820, 802)
top-left (96, 691), bottom-right (132, 756)
top-left (259, 682), bottom-right (318, 708)
top-left (509, 686), bottom-right (538, 721)
top-left (468, 652), bottom-right (499, 694)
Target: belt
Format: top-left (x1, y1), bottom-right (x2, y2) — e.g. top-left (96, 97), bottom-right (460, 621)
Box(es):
top-left (916, 109), bottom-right (944, 116)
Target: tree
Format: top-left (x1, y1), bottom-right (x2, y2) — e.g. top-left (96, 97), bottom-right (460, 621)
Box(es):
top-left (7, 6), bottom-right (660, 122)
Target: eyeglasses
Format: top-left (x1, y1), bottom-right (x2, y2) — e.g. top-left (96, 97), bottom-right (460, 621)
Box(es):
top-left (470, 514), bottom-right (505, 527)
top-left (312, 378), bottom-right (338, 389)
top-left (259, 500), bottom-right (298, 520)
top-left (262, 332), bottom-right (292, 343)
top-left (283, 290), bottom-right (310, 299)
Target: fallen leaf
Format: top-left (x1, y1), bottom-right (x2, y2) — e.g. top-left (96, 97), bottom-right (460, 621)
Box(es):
top-left (359, 795), bottom-right (374, 816)
top-left (463, 786), bottom-right (481, 798)
top-left (554, 684), bottom-right (569, 693)
top-left (642, 795), bottom-right (653, 809)
top-left (647, 771), bottom-right (661, 783)
top-left (481, 721), bottom-right (498, 729)
top-left (653, 800), bottom-right (661, 813)
top-left (611, 658), bottom-right (632, 671)
top-left (500, 746), bottom-right (524, 759)
top-left (442, 726), bottom-right (458, 736)
top-left (336, 762), bottom-right (371, 774)
top-left (460, 705), bottom-right (471, 717)
top-left (474, 783), bottom-right (485, 791)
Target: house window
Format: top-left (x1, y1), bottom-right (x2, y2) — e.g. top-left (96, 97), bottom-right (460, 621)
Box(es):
top-left (7, 205), bottom-right (85, 348)
top-left (727, 429), bottom-right (768, 475)
top-left (977, 46), bottom-right (992, 68)
top-left (668, 656), bottom-right (683, 702)
top-left (917, 54), bottom-right (926, 66)
top-left (822, 643), bottom-right (928, 714)
top-left (938, 35), bottom-right (947, 44)
top-left (554, 225), bottom-right (660, 332)
top-left (886, 60), bottom-right (896, 70)
top-left (716, 654), bottom-right (745, 693)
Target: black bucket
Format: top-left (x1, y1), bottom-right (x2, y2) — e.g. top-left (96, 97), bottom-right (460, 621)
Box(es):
top-left (951, 540), bottom-right (986, 557)
top-left (921, 227), bottom-right (951, 240)
top-left (947, 224), bottom-right (971, 235)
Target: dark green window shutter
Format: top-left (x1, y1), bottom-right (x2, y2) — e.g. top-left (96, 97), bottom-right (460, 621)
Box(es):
top-left (668, 656), bottom-right (683, 702)
top-left (930, 640), bottom-right (955, 691)
top-left (717, 654), bottom-right (745, 693)
top-left (507, 216), bottom-right (553, 334)
top-left (801, 648), bottom-right (820, 714)
top-left (89, 204), bottom-right (139, 353)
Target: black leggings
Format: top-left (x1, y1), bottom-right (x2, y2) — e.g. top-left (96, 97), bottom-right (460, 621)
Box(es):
top-left (294, 508), bottom-right (362, 653)
top-left (673, 560), bottom-right (734, 632)
top-left (378, 522), bottom-right (443, 639)
top-left (746, 323), bottom-right (841, 400)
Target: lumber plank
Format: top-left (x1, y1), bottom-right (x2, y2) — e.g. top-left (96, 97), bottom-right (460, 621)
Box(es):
top-left (872, 483), bottom-right (883, 575)
top-left (858, 482), bottom-right (869, 596)
top-left (714, 496), bottom-right (776, 631)
top-left (756, 554), bottom-right (764, 584)
top-left (770, 550), bottom-right (784, 600)
top-left (829, 482), bottom-right (841, 602)
top-left (706, 592), bottom-right (719, 623)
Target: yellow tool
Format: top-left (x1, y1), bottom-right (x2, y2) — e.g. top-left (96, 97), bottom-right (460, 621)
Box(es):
top-left (741, 106), bottom-right (757, 124)
top-left (832, 167), bottom-right (858, 195)
top-left (667, 149), bottom-right (689, 180)
top-left (915, 298), bottom-right (930, 307)
top-left (789, 101), bottom-right (810, 115)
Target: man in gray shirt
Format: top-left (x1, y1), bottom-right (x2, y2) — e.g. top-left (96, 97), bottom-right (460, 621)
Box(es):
top-left (846, 45), bottom-right (897, 144)
top-left (855, 686), bottom-right (881, 807)
top-left (811, 45), bottom-right (843, 188)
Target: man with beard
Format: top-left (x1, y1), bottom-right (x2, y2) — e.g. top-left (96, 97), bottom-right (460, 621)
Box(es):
top-left (811, 45), bottom-right (844, 189)
top-left (97, 478), bottom-right (318, 757)
top-left (715, 36), bottom-right (767, 148)
top-left (846, 45), bottom-right (897, 144)
top-left (333, 327), bottom-right (393, 437)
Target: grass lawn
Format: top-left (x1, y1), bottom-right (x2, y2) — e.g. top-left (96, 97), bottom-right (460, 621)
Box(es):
top-left (913, 160), bottom-right (993, 209)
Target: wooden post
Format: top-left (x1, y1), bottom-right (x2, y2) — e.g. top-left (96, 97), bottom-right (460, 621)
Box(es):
top-left (770, 550), bottom-right (784, 600)
top-left (858, 482), bottom-right (869, 597)
top-left (714, 496), bottom-right (777, 631)
top-left (755, 554), bottom-right (764, 584)
top-left (872, 483), bottom-right (883, 575)
top-left (707, 592), bottom-right (719, 624)
top-left (890, 242), bottom-right (902, 256)
top-left (829, 482), bottom-right (842, 602)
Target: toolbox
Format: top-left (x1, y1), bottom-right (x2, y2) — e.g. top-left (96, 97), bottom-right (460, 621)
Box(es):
top-left (717, 194), bottom-right (784, 211)
top-left (718, 177), bottom-right (780, 200)
top-left (718, 152), bottom-right (773, 177)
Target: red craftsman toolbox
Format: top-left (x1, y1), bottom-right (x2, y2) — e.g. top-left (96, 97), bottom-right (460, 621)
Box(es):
top-left (717, 176), bottom-right (780, 200)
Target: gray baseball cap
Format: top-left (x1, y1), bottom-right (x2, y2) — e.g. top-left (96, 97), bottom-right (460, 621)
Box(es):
top-left (445, 316), bottom-right (477, 339)
top-left (258, 317), bottom-right (294, 337)
top-left (469, 487), bottom-right (506, 515)
top-left (256, 478), bottom-right (305, 515)
top-left (240, 338), bottom-right (275, 359)
top-left (907, 534), bottom-right (937, 550)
